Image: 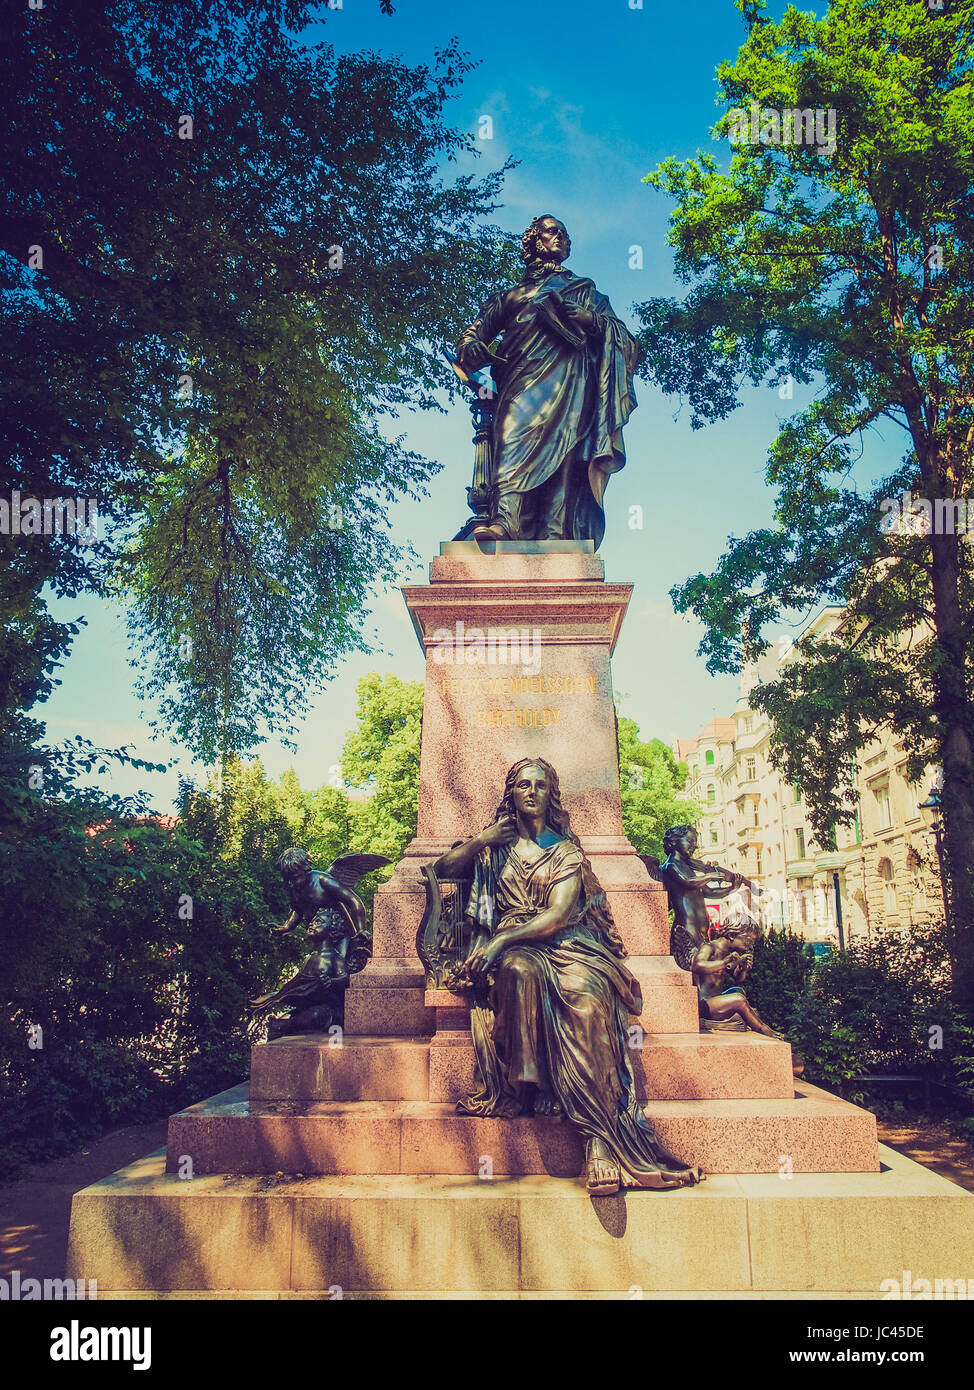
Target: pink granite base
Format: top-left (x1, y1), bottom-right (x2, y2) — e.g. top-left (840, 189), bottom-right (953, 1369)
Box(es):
top-left (251, 1036), bottom-right (432, 1102)
top-left (424, 959), bottom-right (700, 1038)
top-left (167, 1083), bottom-right (879, 1176)
top-left (343, 986), bottom-right (434, 1038)
top-left (429, 1031), bottom-right (796, 1104)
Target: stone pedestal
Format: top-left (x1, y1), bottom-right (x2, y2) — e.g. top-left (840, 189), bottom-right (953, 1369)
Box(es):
top-left (65, 542), bottom-right (974, 1297)
top-left (346, 540), bottom-right (681, 1041)
top-left (67, 1145), bottom-right (974, 1298)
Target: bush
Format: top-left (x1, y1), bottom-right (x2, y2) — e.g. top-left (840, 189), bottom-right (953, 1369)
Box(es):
top-left (749, 924), bottom-right (973, 1106)
top-left (745, 927), bottom-right (817, 1034)
top-left (0, 760), bottom-right (319, 1176)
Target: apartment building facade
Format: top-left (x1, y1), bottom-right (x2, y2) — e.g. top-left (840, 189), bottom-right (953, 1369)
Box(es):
top-left (676, 608), bottom-right (945, 941)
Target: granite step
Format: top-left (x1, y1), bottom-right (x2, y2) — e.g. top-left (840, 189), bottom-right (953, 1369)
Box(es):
top-left (166, 1082), bottom-right (879, 1176)
top-left (426, 1030), bottom-right (796, 1104)
top-left (251, 1028), bottom-right (795, 1103)
top-left (70, 1145), bottom-right (972, 1296)
top-left (251, 1035), bottom-right (432, 1102)
top-left (344, 951), bottom-right (695, 1040)
top-left (425, 957), bottom-right (702, 1035)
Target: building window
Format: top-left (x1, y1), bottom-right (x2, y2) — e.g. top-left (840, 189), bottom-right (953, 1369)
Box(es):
top-left (878, 858), bottom-right (897, 918)
top-left (792, 784), bottom-right (801, 804)
top-left (693, 764), bottom-right (699, 779)
top-left (705, 749), bottom-right (715, 766)
top-left (710, 828), bottom-right (719, 845)
top-left (873, 784), bottom-right (892, 831)
top-left (707, 784), bottom-right (716, 805)
top-left (743, 716), bottom-right (753, 733)
top-left (853, 889), bottom-right (868, 932)
top-left (796, 827), bottom-right (806, 859)
top-left (755, 852), bottom-right (763, 877)
top-left (753, 803), bottom-right (760, 827)
top-left (904, 779), bottom-right (921, 821)
top-left (746, 757), bottom-right (756, 781)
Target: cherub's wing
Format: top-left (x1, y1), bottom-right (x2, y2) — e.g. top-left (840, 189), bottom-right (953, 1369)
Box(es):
top-left (327, 854), bottom-right (391, 891)
top-left (638, 854), bottom-right (662, 883)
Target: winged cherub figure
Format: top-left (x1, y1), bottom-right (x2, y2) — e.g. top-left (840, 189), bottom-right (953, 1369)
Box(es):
top-left (250, 847), bottom-right (390, 1039)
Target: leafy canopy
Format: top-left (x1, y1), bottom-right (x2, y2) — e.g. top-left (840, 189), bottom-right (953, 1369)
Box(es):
top-left (636, 0), bottom-right (974, 845)
top-left (1, 1), bottom-right (518, 765)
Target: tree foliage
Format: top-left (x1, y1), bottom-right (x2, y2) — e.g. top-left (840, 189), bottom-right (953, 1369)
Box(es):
top-left (341, 673), bottom-right (424, 874)
top-left (636, 0), bottom-right (974, 1004)
top-left (617, 714), bottom-right (699, 859)
top-left (1, 0), bottom-right (517, 766)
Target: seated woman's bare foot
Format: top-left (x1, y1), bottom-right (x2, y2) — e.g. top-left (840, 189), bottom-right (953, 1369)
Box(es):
top-left (586, 1137), bottom-right (621, 1195)
top-left (533, 1089), bottom-right (564, 1120)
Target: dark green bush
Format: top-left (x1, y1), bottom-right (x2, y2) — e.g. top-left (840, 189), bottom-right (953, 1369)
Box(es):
top-left (746, 927), bottom-right (818, 1034)
top-left (0, 760), bottom-right (312, 1175)
top-left (747, 924), bottom-right (973, 1106)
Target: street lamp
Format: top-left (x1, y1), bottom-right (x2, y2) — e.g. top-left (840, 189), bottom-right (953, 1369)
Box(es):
top-left (919, 784), bottom-right (951, 930)
top-left (815, 851), bottom-right (846, 951)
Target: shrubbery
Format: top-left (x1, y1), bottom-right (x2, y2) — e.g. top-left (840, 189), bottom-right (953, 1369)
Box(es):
top-left (0, 678), bottom-right (422, 1175)
top-left (747, 926), bottom-right (974, 1108)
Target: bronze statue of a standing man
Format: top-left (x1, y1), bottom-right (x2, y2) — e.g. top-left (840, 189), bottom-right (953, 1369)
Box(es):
top-left (453, 216), bottom-right (638, 548)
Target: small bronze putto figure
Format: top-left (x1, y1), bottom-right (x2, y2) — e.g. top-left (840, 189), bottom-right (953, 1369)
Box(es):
top-left (451, 215), bottom-right (639, 548)
top-left (692, 919), bottom-right (788, 1040)
top-left (434, 758), bottom-right (703, 1196)
top-left (250, 847), bottom-right (389, 1040)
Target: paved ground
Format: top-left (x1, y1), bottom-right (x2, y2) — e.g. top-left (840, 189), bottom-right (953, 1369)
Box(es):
top-left (876, 1113), bottom-right (974, 1192)
top-left (0, 1119), bottom-right (168, 1283)
top-left (0, 1109), bottom-right (971, 1283)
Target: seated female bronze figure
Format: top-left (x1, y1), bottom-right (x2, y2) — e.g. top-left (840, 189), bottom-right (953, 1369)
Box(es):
top-left (434, 757), bottom-right (703, 1196)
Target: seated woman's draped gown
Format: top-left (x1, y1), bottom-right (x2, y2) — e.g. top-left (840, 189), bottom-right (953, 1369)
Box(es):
top-left (458, 830), bottom-right (682, 1180)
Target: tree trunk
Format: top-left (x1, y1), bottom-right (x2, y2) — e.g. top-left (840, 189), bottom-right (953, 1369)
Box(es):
top-left (928, 519), bottom-right (974, 1013)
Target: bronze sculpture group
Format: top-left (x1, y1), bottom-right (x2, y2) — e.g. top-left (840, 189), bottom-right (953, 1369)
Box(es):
top-left (247, 217), bottom-right (796, 1196)
top-left (659, 824), bottom-right (787, 1038)
top-left (250, 848), bottom-right (388, 1041)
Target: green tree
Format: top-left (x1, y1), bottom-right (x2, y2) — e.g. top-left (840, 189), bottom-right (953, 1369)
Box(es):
top-left (617, 715), bottom-right (699, 859)
top-left (341, 674), bottom-right (424, 868)
top-left (1, 1), bottom-right (516, 771)
top-left (636, 0), bottom-right (974, 1007)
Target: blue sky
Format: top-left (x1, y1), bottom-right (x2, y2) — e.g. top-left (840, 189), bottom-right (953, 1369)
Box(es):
top-left (42, 0), bottom-right (897, 809)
